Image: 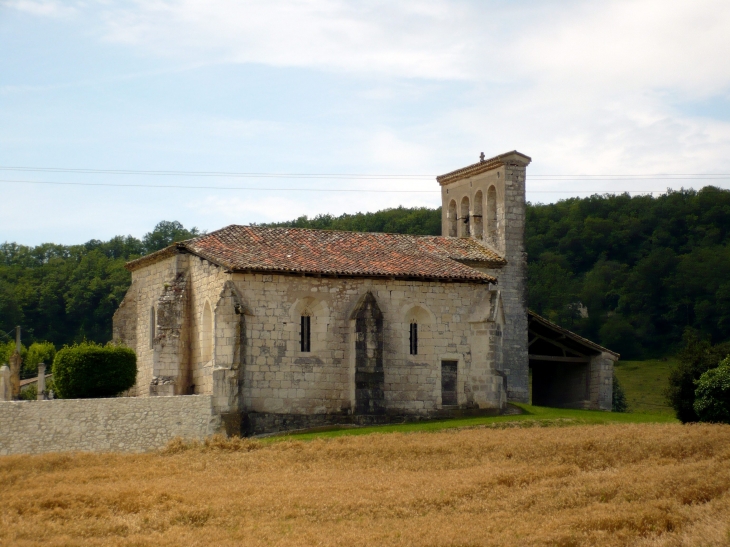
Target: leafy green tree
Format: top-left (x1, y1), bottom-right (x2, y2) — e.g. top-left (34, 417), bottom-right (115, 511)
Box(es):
top-left (0, 221), bottom-right (195, 347)
top-left (265, 207), bottom-right (442, 235)
top-left (667, 330), bottom-right (730, 422)
top-left (599, 315), bottom-right (641, 360)
top-left (0, 340), bottom-right (27, 366)
top-left (693, 357), bottom-right (730, 423)
top-left (527, 260), bottom-right (580, 328)
top-left (143, 221), bottom-right (201, 253)
top-left (25, 341), bottom-right (56, 375)
top-left (0, 280), bottom-right (22, 334)
top-left (52, 342), bottom-right (136, 399)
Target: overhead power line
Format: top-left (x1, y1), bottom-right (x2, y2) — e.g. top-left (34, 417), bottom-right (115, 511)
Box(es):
top-left (0, 178), bottom-right (721, 194)
top-left (0, 179), bottom-right (440, 193)
top-left (0, 167), bottom-right (431, 180)
top-left (0, 166), bottom-right (729, 180)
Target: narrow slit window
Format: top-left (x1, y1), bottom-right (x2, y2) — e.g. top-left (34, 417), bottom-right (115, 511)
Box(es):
top-left (409, 322), bottom-right (418, 355)
top-left (300, 315), bottom-right (311, 352)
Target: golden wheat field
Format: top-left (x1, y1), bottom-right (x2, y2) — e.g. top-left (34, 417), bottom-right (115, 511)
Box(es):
top-left (1, 424), bottom-right (730, 547)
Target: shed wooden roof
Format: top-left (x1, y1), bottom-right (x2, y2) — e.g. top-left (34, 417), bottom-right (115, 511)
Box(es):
top-left (529, 310), bottom-right (620, 360)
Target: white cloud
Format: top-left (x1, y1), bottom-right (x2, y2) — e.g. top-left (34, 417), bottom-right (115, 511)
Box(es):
top-left (93, 0), bottom-right (488, 80)
top-left (5, 0), bottom-right (730, 236)
top-left (2, 0), bottom-right (76, 17)
top-left (515, 0), bottom-right (730, 99)
top-left (33, 0), bottom-right (724, 97)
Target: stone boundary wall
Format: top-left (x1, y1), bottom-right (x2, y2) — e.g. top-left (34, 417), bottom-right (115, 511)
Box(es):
top-left (0, 395), bottom-right (218, 456)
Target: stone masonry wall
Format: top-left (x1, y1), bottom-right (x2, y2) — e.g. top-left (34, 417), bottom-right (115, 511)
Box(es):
top-left (500, 162), bottom-right (530, 402)
top-left (590, 353), bottom-right (615, 411)
top-left (232, 273), bottom-right (505, 415)
top-left (187, 257), bottom-right (237, 398)
top-left (114, 255), bottom-right (179, 395)
top-left (116, 256), bottom-right (507, 419)
top-left (114, 254), bottom-right (230, 398)
top-left (112, 280), bottom-right (137, 353)
top-left (0, 395), bottom-right (218, 455)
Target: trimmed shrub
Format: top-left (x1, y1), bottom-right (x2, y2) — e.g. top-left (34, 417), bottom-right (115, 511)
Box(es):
top-left (694, 358), bottom-right (730, 423)
top-left (52, 342), bottom-right (136, 399)
top-left (612, 373), bottom-right (628, 412)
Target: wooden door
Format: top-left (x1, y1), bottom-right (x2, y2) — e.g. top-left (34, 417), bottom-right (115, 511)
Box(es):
top-left (441, 360), bottom-right (457, 406)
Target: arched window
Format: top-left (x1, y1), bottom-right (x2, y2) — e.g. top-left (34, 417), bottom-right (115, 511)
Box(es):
top-left (290, 297), bottom-right (329, 354)
top-left (201, 301), bottom-right (213, 362)
top-left (473, 190), bottom-right (483, 239)
top-left (404, 304), bottom-right (433, 359)
top-left (409, 322), bottom-right (418, 355)
top-left (300, 315), bottom-right (311, 352)
top-left (149, 306), bottom-right (156, 349)
top-left (447, 199), bottom-right (457, 237)
top-left (487, 185), bottom-right (497, 242)
top-left (460, 196), bottom-right (470, 237)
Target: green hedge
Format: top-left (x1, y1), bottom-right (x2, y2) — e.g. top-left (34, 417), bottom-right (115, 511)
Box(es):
top-left (52, 343), bottom-right (136, 399)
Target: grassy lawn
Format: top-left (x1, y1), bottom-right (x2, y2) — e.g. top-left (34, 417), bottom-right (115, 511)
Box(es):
top-left (614, 358), bottom-right (676, 416)
top-left (278, 403), bottom-right (676, 441)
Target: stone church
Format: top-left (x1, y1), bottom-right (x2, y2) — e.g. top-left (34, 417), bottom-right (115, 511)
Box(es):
top-left (113, 151), bottom-right (616, 435)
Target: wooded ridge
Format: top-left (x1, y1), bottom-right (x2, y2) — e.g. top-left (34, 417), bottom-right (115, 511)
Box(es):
top-left (2, 187), bottom-right (729, 358)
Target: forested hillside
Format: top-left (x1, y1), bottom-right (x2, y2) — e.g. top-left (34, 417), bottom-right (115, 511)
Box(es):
top-left (2, 188), bottom-right (730, 358)
top-left (271, 188), bottom-right (730, 358)
top-left (0, 222), bottom-right (199, 345)
top-left (265, 206), bottom-right (442, 235)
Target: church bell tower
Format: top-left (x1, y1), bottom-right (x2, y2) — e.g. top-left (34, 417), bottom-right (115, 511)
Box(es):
top-left (436, 151), bottom-right (532, 402)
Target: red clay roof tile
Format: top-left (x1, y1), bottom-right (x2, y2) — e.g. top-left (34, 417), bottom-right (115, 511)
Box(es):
top-left (127, 225), bottom-right (505, 283)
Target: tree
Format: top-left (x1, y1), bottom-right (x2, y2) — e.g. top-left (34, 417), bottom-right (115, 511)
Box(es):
top-left (527, 259), bottom-right (581, 328)
top-left (25, 341), bottom-right (56, 376)
top-left (52, 342), bottom-right (136, 399)
top-left (0, 340), bottom-right (26, 366)
top-left (0, 280), bottom-right (22, 334)
top-left (693, 357), bottom-right (730, 423)
top-left (599, 315), bottom-right (641, 360)
top-left (143, 221), bottom-right (201, 253)
top-left (666, 330), bottom-right (730, 422)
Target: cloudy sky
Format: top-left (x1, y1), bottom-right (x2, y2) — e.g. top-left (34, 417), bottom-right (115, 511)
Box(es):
top-left (2, 0), bottom-right (730, 245)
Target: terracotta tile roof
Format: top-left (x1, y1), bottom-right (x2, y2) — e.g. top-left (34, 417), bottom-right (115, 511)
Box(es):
top-left (436, 150), bottom-right (532, 185)
top-left (126, 226), bottom-right (506, 283)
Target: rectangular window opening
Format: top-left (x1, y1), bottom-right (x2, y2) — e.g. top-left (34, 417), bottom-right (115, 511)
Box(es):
top-left (409, 323), bottom-right (418, 355)
top-left (300, 315), bottom-right (311, 352)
